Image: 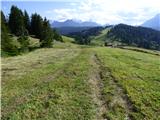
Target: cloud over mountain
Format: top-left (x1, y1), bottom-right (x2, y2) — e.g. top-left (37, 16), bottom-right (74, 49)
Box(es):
top-left (46, 0), bottom-right (160, 25)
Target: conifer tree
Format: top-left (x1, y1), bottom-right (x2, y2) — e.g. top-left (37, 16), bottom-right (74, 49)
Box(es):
top-left (1, 11), bottom-right (18, 55)
top-left (30, 13), bottom-right (43, 38)
top-left (53, 29), bottom-right (63, 42)
top-left (23, 10), bottom-right (30, 34)
top-left (9, 5), bottom-right (25, 36)
top-left (40, 18), bottom-right (54, 47)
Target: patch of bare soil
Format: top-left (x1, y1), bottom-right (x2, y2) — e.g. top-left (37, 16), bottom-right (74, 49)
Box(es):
top-left (89, 53), bottom-right (135, 120)
top-left (88, 53), bottom-right (107, 120)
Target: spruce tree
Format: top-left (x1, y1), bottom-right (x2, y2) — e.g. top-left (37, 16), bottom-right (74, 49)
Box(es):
top-left (1, 11), bottom-right (18, 55)
top-left (9, 5), bottom-right (25, 36)
top-left (1, 11), bottom-right (7, 25)
top-left (53, 29), bottom-right (63, 42)
top-left (17, 35), bottom-right (30, 52)
top-left (23, 10), bottom-right (30, 34)
top-left (40, 18), bottom-right (54, 48)
top-left (30, 13), bottom-right (43, 38)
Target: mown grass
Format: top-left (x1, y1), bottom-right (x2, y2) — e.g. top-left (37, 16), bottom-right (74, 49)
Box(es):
top-left (121, 46), bottom-right (160, 56)
top-left (2, 47), bottom-right (98, 119)
top-left (2, 48), bottom-right (81, 118)
top-left (95, 47), bottom-right (160, 119)
top-left (2, 36), bottom-right (160, 120)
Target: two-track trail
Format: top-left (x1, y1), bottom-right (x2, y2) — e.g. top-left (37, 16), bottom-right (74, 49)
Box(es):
top-left (88, 53), bottom-right (107, 120)
top-left (88, 51), bottom-right (135, 120)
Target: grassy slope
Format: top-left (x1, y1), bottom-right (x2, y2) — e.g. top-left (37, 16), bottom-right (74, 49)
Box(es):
top-left (91, 28), bottom-right (109, 46)
top-left (2, 39), bottom-right (97, 119)
top-left (95, 47), bottom-right (160, 119)
top-left (10, 35), bottom-right (40, 48)
top-left (90, 28), bottom-right (122, 46)
top-left (121, 46), bottom-right (160, 56)
top-left (2, 36), bottom-right (160, 119)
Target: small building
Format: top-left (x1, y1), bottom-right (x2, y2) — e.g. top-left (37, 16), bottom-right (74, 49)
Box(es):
top-left (104, 42), bottom-right (114, 47)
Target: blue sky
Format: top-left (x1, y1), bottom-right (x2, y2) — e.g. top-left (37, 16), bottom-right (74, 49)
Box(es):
top-left (1, 0), bottom-right (160, 25)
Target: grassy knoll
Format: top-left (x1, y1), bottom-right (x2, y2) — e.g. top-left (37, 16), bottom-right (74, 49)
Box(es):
top-left (95, 47), bottom-right (160, 119)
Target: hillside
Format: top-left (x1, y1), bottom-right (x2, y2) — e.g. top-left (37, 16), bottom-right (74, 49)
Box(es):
top-left (142, 14), bottom-right (160, 31)
top-left (106, 24), bottom-right (160, 50)
top-left (68, 27), bottom-right (104, 44)
top-left (55, 26), bottom-right (92, 35)
top-left (90, 28), bottom-right (109, 46)
top-left (2, 39), bottom-right (160, 119)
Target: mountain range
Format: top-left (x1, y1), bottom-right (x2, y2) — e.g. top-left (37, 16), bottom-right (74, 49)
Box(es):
top-left (51, 20), bottom-right (100, 28)
top-left (51, 14), bottom-right (160, 34)
top-left (142, 13), bottom-right (160, 31)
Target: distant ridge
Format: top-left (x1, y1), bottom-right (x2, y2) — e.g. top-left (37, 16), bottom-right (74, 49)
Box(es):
top-left (51, 19), bottom-right (100, 28)
top-left (107, 24), bottom-right (160, 50)
top-left (142, 14), bottom-right (160, 31)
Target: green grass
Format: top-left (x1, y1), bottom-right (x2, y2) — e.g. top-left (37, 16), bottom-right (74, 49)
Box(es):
top-left (2, 36), bottom-right (160, 119)
top-left (62, 35), bottom-right (75, 43)
top-left (28, 36), bottom-right (40, 48)
top-left (10, 35), bottom-right (40, 48)
top-left (94, 47), bottom-right (160, 119)
top-left (121, 46), bottom-right (160, 56)
top-left (2, 46), bottom-right (97, 119)
top-left (53, 36), bottom-right (80, 49)
top-left (91, 28), bottom-right (109, 46)
top-left (2, 48), bottom-right (80, 108)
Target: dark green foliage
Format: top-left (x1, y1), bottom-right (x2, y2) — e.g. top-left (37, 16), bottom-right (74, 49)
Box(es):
top-left (17, 36), bottom-right (30, 52)
top-left (30, 13), bottom-right (43, 38)
top-left (1, 5), bottom-right (63, 56)
top-left (40, 18), bottom-right (54, 48)
top-left (9, 6), bottom-right (25, 36)
top-left (107, 24), bottom-right (160, 50)
top-left (1, 11), bottom-right (7, 25)
top-left (69, 27), bottom-right (104, 44)
top-left (55, 27), bottom-right (92, 35)
top-left (1, 11), bottom-right (19, 56)
top-left (23, 10), bottom-right (30, 34)
top-left (53, 29), bottom-right (63, 42)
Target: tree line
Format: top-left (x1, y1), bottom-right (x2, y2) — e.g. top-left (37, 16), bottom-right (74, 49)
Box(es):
top-left (1, 5), bottom-right (63, 56)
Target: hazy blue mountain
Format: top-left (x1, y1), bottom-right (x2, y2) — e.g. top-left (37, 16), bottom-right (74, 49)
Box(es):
top-left (51, 19), bottom-right (100, 28)
top-left (142, 14), bottom-right (160, 31)
top-left (55, 26), bottom-right (92, 35)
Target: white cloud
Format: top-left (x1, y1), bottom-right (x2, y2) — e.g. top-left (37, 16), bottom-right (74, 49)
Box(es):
top-left (47, 0), bottom-right (160, 25)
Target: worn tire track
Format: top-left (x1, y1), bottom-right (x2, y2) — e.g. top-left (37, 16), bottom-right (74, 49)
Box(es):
top-left (95, 54), bottom-right (136, 120)
top-left (88, 53), bottom-right (107, 120)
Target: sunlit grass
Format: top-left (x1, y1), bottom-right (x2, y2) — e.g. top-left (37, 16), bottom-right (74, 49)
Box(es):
top-left (95, 47), bottom-right (160, 119)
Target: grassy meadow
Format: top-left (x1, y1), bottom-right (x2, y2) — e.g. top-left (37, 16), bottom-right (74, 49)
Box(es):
top-left (1, 36), bottom-right (160, 120)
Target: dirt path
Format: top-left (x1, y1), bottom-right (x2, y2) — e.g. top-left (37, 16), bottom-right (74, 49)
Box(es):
top-left (88, 53), bottom-right (107, 120)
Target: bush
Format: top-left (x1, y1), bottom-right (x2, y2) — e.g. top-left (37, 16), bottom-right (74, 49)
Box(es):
top-left (17, 35), bottom-right (30, 52)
